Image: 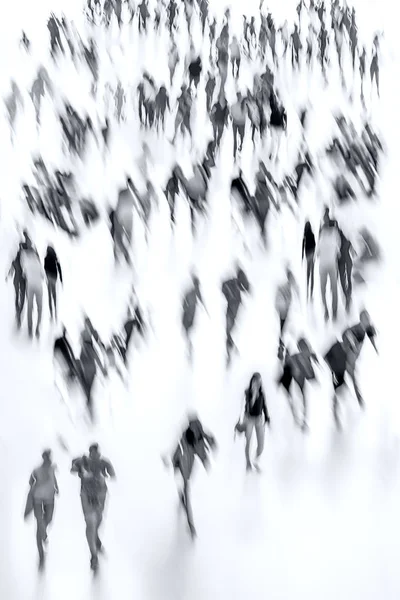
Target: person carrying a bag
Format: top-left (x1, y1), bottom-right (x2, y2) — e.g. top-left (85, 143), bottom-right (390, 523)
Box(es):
top-left (236, 373), bottom-right (270, 471)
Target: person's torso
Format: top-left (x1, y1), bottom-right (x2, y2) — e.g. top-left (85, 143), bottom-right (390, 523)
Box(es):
top-left (246, 390), bottom-right (264, 417)
top-left (319, 229), bottom-right (340, 265)
top-left (231, 101), bottom-right (247, 124)
top-left (22, 253), bottom-right (43, 288)
top-left (44, 255), bottom-right (58, 278)
top-left (32, 465), bottom-right (56, 501)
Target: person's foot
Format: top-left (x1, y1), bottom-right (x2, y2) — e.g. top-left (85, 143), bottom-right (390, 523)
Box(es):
top-left (246, 462), bottom-right (252, 472)
top-left (35, 329), bottom-right (40, 338)
top-left (301, 421), bottom-right (309, 433)
top-left (357, 395), bottom-right (365, 409)
top-left (324, 310), bottom-right (329, 322)
top-left (188, 523), bottom-right (197, 539)
top-left (90, 555), bottom-right (99, 571)
top-left (38, 554), bottom-right (45, 571)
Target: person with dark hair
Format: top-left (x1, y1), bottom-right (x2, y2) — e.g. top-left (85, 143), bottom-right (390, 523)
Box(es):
top-left (164, 166), bottom-right (181, 227)
top-left (44, 246), bottom-right (63, 321)
top-left (71, 444), bottom-right (115, 570)
top-left (222, 265), bottom-right (251, 365)
top-left (163, 415), bottom-right (216, 538)
top-left (25, 450), bottom-right (59, 568)
top-left (182, 274), bottom-right (208, 360)
top-left (277, 339), bottom-right (318, 431)
top-left (324, 330), bottom-right (359, 428)
top-left (302, 221), bottom-right (316, 299)
top-left (236, 373), bottom-right (270, 470)
top-left (317, 220), bottom-right (341, 320)
top-left (231, 92), bottom-right (247, 158)
top-left (269, 91), bottom-right (287, 162)
top-left (54, 326), bottom-right (79, 380)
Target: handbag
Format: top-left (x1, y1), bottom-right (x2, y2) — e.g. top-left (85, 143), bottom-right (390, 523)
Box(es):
top-left (24, 488), bottom-right (34, 520)
top-left (234, 417), bottom-right (247, 438)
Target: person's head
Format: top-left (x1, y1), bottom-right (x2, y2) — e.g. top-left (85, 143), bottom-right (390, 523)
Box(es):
top-left (286, 267), bottom-right (295, 283)
top-left (297, 338), bottom-right (311, 354)
top-left (236, 91), bottom-right (242, 102)
top-left (46, 245), bottom-right (56, 257)
top-left (304, 220), bottom-right (312, 234)
top-left (126, 177), bottom-right (133, 189)
top-left (250, 372), bottom-right (262, 393)
top-left (89, 443), bottom-right (100, 458)
top-left (185, 427), bottom-right (196, 447)
top-left (192, 273), bottom-right (199, 287)
top-left (42, 449), bottom-right (52, 464)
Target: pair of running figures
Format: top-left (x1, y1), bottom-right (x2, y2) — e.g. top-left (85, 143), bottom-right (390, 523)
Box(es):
top-left (25, 444), bottom-right (115, 571)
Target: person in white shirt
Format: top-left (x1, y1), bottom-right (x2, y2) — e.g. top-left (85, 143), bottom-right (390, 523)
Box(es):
top-left (21, 247), bottom-right (44, 337)
top-left (317, 221), bottom-right (341, 320)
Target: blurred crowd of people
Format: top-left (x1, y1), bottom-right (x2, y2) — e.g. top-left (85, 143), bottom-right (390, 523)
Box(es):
top-left (4, 0), bottom-right (384, 570)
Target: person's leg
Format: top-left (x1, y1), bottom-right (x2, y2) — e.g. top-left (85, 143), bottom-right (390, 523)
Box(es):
top-left (233, 123), bottom-right (238, 157)
top-left (47, 279), bottom-right (53, 318)
top-left (319, 266), bottom-right (329, 318)
top-left (338, 259), bottom-right (347, 298)
top-left (254, 416), bottom-right (265, 461)
top-left (26, 287), bottom-right (34, 336)
top-left (94, 491), bottom-right (106, 550)
top-left (43, 502), bottom-right (54, 539)
top-left (33, 502), bottom-right (45, 560)
top-left (346, 260), bottom-right (353, 310)
top-left (182, 478), bottom-right (195, 535)
top-left (347, 362), bottom-right (363, 407)
top-left (36, 289), bottom-right (43, 335)
top-left (328, 265), bottom-right (338, 318)
top-left (244, 417), bottom-right (255, 469)
top-left (81, 492), bottom-right (98, 559)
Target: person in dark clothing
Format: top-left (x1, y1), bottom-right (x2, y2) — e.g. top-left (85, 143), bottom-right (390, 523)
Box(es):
top-left (164, 166), bottom-right (181, 227)
top-left (71, 444), bottom-right (116, 570)
top-left (253, 165), bottom-right (279, 245)
top-left (222, 266), bottom-right (251, 365)
top-left (338, 230), bottom-right (354, 311)
top-left (211, 97), bottom-right (229, 150)
top-left (324, 330), bottom-right (359, 428)
top-left (269, 91), bottom-right (287, 162)
top-left (231, 171), bottom-right (253, 214)
top-left (54, 326), bottom-right (79, 380)
top-left (302, 221), bottom-right (316, 299)
top-left (120, 302), bottom-right (146, 365)
top-left (155, 86), bottom-right (170, 131)
top-left (235, 373), bottom-right (270, 470)
top-left (278, 339), bottom-right (318, 431)
top-left (291, 24), bottom-right (302, 68)
top-left (188, 55), bottom-right (202, 90)
top-left (163, 415), bottom-right (216, 538)
top-left (44, 246), bottom-right (63, 321)
top-left (182, 274), bottom-right (208, 361)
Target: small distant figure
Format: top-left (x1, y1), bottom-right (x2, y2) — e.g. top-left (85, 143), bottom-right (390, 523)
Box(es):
top-left (302, 220), bottom-right (316, 300)
top-left (44, 246), bottom-right (63, 321)
top-left (181, 273), bottom-right (208, 361)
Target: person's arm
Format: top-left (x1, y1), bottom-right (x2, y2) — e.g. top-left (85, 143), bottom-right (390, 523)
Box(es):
top-left (5, 259), bottom-right (15, 281)
top-left (29, 471), bottom-right (36, 487)
top-left (70, 458), bottom-right (81, 474)
top-left (263, 396), bottom-right (270, 425)
top-left (104, 460), bottom-right (116, 479)
top-left (302, 234), bottom-right (306, 259)
top-left (54, 473), bottom-right (59, 494)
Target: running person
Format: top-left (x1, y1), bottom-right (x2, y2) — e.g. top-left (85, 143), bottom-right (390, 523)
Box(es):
top-left (71, 444), bottom-right (116, 571)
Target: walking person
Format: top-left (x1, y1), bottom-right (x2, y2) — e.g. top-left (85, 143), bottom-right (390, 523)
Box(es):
top-left (338, 230), bottom-right (354, 312)
top-left (222, 265), bottom-right (251, 365)
top-left (44, 246), bottom-right (63, 321)
top-left (182, 274), bottom-right (208, 361)
top-left (275, 268), bottom-right (298, 359)
top-left (21, 246), bottom-right (44, 338)
top-left (71, 444), bottom-right (116, 571)
top-left (317, 220), bottom-right (341, 321)
top-left (6, 234), bottom-right (33, 328)
top-left (277, 339), bottom-right (318, 431)
top-left (235, 373), bottom-right (270, 471)
top-left (230, 35), bottom-right (241, 78)
top-left (78, 320), bottom-right (107, 421)
top-left (302, 220), bottom-right (316, 300)
top-left (231, 92), bottom-right (247, 159)
top-left (163, 415), bottom-right (216, 538)
top-left (24, 450), bottom-right (59, 569)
